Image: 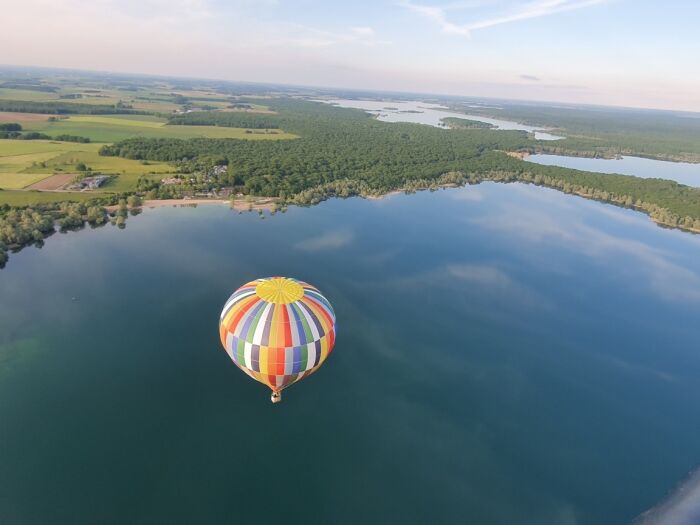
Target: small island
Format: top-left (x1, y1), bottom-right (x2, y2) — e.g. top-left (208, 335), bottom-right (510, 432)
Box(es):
top-left (441, 117), bottom-right (496, 129)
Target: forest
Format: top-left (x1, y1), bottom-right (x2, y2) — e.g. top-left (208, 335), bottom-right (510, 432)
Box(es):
top-left (103, 99), bottom-right (533, 195)
top-left (440, 117), bottom-right (495, 129)
top-left (100, 99), bottom-right (700, 219)
top-left (449, 102), bottom-right (700, 162)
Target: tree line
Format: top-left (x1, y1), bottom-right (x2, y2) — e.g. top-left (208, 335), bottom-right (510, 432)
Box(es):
top-left (100, 98), bottom-right (700, 227)
top-left (0, 123), bottom-right (91, 142)
top-left (0, 196), bottom-right (145, 268)
top-left (448, 102), bottom-right (700, 163)
top-left (0, 99), bottom-right (146, 115)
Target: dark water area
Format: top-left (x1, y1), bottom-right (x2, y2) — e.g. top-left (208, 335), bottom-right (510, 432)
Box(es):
top-left (2, 183), bottom-right (700, 524)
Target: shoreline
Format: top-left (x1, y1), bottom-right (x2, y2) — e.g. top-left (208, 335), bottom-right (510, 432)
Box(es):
top-left (111, 182), bottom-right (700, 235)
top-left (2, 177), bottom-right (698, 270)
top-left (289, 175), bottom-right (700, 236)
top-left (105, 197), bottom-right (279, 213)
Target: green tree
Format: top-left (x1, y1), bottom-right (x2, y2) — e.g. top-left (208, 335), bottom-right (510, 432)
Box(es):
top-left (127, 195), bottom-right (142, 208)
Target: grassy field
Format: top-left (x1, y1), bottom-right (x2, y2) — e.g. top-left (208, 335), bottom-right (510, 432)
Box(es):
top-left (130, 100), bottom-right (180, 112)
top-left (0, 76), bottom-right (297, 204)
top-left (102, 172), bottom-right (164, 192)
top-left (22, 115), bottom-right (297, 142)
top-left (0, 172), bottom-right (52, 189)
top-left (0, 88), bottom-right (59, 102)
top-left (0, 190), bottom-right (96, 206)
top-left (0, 139), bottom-right (175, 191)
top-left (0, 141), bottom-right (90, 189)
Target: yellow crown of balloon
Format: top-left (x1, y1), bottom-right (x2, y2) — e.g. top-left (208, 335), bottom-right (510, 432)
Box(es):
top-left (255, 277), bottom-right (305, 304)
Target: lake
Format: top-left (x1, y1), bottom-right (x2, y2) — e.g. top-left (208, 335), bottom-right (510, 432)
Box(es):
top-left (526, 154), bottom-right (700, 188)
top-left (324, 99), bottom-right (564, 140)
top-left (2, 184), bottom-right (700, 524)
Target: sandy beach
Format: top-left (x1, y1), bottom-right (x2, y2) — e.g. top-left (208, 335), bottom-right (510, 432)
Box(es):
top-left (106, 197), bottom-right (279, 213)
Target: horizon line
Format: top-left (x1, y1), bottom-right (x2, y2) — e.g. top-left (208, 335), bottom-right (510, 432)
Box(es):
top-left (1, 62), bottom-right (698, 116)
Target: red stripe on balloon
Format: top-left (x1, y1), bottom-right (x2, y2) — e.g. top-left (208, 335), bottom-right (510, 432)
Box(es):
top-left (282, 305), bottom-right (292, 347)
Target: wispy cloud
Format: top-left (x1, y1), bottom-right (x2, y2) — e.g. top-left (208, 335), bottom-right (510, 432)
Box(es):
top-left (447, 264), bottom-right (513, 288)
top-left (634, 466), bottom-right (700, 525)
top-left (262, 24), bottom-right (386, 49)
top-left (399, 0), bottom-right (472, 36)
top-left (399, 0), bottom-right (609, 36)
top-left (449, 187), bottom-right (485, 201)
top-left (520, 74), bottom-right (540, 81)
top-left (466, 186), bottom-right (700, 304)
top-left (351, 26), bottom-right (375, 36)
top-left (295, 230), bottom-right (354, 251)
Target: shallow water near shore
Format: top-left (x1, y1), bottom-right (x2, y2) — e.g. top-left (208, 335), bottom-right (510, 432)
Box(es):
top-left (1, 183), bottom-right (700, 524)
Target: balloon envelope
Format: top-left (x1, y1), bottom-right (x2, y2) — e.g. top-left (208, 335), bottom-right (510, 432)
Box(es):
top-left (219, 277), bottom-right (336, 393)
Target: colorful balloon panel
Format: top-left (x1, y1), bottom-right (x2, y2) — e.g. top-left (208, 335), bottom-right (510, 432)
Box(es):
top-left (219, 277), bottom-right (336, 391)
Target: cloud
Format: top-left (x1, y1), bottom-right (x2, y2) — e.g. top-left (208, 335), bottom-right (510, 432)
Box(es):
top-left (398, 0), bottom-right (472, 36)
top-left (467, 186), bottom-right (700, 304)
top-left (351, 26), bottom-right (375, 36)
top-left (447, 264), bottom-right (512, 288)
top-left (261, 23), bottom-right (387, 49)
top-left (449, 187), bottom-right (484, 201)
top-left (375, 260), bottom-right (553, 314)
top-left (521, 74), bottom-right (541, 81)
top-left (295, 230), bottom-right (354, 251)
top-left (633, 467), bottom-right (700, 525)
top-left (399, 0), bottom-right (609, 36)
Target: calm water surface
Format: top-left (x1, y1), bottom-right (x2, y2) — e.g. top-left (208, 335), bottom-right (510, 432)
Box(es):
top-left (324, 99), bottom-right (564, 140)
top-left (527, 154), bottom-right (700, 187)
top-left (2, 184), bottom-right (700, 524)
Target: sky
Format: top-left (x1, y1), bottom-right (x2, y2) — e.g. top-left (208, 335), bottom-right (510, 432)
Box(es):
top-left (2, 0), bottom-right (700, 111)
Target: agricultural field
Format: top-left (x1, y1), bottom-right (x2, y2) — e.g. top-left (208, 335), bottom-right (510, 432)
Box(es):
top-left (0, 111), bottom-right (53, 124)
top-left (223, 102), bottom-right (276, 114)
top-left (0, 189), bottom-right (95, 206)
top-left (0, 77), bottom-right (295, 199)
top-left (0, 171), bottom-right (51, 189)
top-left (0, 140), bottom-right (88, 189)
top-left (0, 87), bottom-right (60, 102)
top-left (0, 71), bottom-right (301, 211)
top-left (129, 100), bottom-right (181, 112)
top-left (102, 172), bottom-right (164, 192)
top-left (22, 114), bottom-right (297, 142)
top-left (0, 139), bottom-right (175, 192)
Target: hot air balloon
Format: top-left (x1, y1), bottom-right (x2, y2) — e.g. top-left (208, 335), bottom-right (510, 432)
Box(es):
top-left (219, 277), bottom-right (336, 403)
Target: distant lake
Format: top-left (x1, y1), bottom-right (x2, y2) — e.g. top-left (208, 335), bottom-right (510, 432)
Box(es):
top-left (324, 99), bottom-right (564, 140)
top-left (526, 154), bottom-right (700, 187)
top-left (2, 184), bottom-right (700, 524)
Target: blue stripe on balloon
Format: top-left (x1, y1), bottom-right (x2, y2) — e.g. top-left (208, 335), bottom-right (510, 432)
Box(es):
top-left (292, 346), bottom-right (302, 373)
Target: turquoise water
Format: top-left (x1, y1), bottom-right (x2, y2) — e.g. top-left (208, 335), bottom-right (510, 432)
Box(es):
top-left (526, 154), bottom-right (700, 187)
top-left (2, 183), bottom-right (700, 524)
